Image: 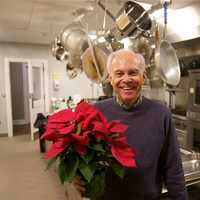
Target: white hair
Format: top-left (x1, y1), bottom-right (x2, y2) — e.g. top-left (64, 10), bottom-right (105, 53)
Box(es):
top-left (106, 49), bottom-right (146, 74)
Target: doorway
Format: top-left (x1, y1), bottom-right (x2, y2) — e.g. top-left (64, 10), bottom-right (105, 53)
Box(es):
top-left (5, 58), bottom-right (49, 140)
top-left (10, 62), bottom-right (30, 136)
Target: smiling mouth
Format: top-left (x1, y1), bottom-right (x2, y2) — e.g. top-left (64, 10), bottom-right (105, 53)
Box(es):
top-left (120, 86), bottom-right (137, 90)
top-left (122, 87), bottom-right (133, 90)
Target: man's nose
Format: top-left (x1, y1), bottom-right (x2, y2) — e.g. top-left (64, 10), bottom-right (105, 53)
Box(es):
top-left (122, 74), bottom-right (133, 82)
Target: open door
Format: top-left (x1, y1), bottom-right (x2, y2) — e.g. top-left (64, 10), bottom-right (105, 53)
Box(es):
top-left (28, 59), bottom-right (48, 140)
top-left (5, 58), bottom-right (49, 139)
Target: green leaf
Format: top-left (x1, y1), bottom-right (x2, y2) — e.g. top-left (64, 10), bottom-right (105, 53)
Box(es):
top-left (81, 151), bottom-right (95, 164)
top-left (45, 156), bottom-right (57, 170)
top-left (58, 153), bottom-right (79, 184)
top-left (58, 160), bottom-right (67, 184)
top-left (90, 143), bottom-right (105, 152)
top-left (79, 161), bottom-right (96, 182)
top-left (85, 171), bottom-right (106, 198)
top-left (65, 153), bottom-right (79, 181)
top-left (76, 123), bottom-right (81, 134)
top-left (110, 160), bottom-right (125, 178)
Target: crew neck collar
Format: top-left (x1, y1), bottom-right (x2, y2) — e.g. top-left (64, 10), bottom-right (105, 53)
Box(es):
top-left (115, 95), bottom-right (143, 110)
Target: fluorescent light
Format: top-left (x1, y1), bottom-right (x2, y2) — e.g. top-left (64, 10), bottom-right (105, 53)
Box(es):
top-left (120, 37), bottom-right (133, 50)
top-left (137, 2), bottom-right (152, 11)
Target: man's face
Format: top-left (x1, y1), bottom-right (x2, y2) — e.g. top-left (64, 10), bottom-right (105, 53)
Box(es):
top-left (109, 52), bottom-right (145, 105)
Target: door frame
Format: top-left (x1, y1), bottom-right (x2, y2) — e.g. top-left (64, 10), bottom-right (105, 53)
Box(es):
top-left (4, 58), bottom-right (49, 139)
top-left (28, 59), bottom-right (49, 140)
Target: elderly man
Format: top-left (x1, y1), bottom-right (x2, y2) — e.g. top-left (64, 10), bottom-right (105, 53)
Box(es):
top-left (93, 49), bottom-right (188, 200)
top-left (74, 49), bottom-right (188, 200)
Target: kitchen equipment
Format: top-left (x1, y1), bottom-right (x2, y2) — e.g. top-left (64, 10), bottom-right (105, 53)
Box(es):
top-left (181, 150), bottom-right (200, 186)
top-left (81, 38), bottom-right (113, 96)
top-left (187, 70), bottom-right (200, 153)
top-left (82, 40), bottom-right (112, 83)
top-left (51, 37), bottom-right (69, 61)
top-left (132, 36), bottom-right (153, 65)
top-left (187, 120), bottom-right (200, 152)
top-left (172, 114), bottom-right (189, 149)
top-left (82, 46), bottom-right (107, 83)
top-left (59, 22), bottom-right (89, 71)
top-left (187, 69), bottom-right (200, 114)
top-left (66, 62), bottom-right (80, 79)
top-left (154, 2), bottom-right (180, 86)
top-left (179, 56), bottom-right (200, 76)
top-left (115, 1), bottom-right (152, 39)
top-left (155, 40), bottom-right (180, 86)
top-left (60, 22), bottom-right (88, 54)
top-left (97, 0), bottom-right (152, 41)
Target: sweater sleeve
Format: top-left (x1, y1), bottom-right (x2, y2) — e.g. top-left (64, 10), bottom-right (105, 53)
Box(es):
top-left (161, 111), bottom-right (188, 200)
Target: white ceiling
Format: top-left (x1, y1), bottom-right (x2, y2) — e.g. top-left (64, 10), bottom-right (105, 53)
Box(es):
top-left (0, 0), bottom-right (198, 45)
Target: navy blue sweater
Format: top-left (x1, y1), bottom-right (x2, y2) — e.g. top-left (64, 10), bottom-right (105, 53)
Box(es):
top-left (94, 97), bottom-right (188, 200)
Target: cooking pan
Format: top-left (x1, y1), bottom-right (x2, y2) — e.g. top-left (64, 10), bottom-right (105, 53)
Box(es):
top-left (154, 40), bottom-right (180, 86)
top-left (115, 0), bottom-right (152, 38)
top-left (98, 0), bottom-right (152, 40)
top-left (154, 2), bottom-right (180, 86)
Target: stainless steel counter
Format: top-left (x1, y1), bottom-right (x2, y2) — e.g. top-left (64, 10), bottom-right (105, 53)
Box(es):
top-left (162, 150), bottom-right (200, 194)
top-left (181, 149), bottom-right (200, 186)
top-left (172, 114), bottom-right (187, 121)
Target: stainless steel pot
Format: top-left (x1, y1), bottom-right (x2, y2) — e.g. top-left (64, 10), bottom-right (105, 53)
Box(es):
top-left (131, 36), bottom-right (153, 65)
top-left (60, 22), bottom-right (88, 54)
top-left (115, 0), bottom-right (152, 38)
top-left (51, 37), bottom-right (69, 61)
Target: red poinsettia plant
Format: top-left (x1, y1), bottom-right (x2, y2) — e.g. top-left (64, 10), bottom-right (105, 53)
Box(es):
top-left (42, 100), bottom-right (136, 198)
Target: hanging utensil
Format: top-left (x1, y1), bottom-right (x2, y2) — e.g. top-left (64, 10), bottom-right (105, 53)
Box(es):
top-left (115, 1), bottom-right (152, 39)
top-left (154, 1), bottom-right (180, 86)
top-left (60, 22), bottom-right (88, 54)
top-left (82, 38), bottom-right (111, 83)
top-left (97, 0), bottom-right (152, 41)
top-left (51, 37), bottom-right (69, 61)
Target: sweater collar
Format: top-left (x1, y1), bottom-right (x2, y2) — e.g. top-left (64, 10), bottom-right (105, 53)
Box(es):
top-left (115, 95), bottom-right (143, 110)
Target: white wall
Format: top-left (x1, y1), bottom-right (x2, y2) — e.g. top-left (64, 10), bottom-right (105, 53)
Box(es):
top-left (0, 42), bottom-right (102, 134)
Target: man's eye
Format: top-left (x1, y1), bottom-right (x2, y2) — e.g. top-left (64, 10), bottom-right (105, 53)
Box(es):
top-left (115, 72), bottom-right (123, 77)
top-left (129, 71), bottom-right (139, 76)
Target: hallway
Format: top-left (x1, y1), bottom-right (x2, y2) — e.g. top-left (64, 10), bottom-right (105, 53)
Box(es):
top-left (0, 134), bottom-right (66, 200)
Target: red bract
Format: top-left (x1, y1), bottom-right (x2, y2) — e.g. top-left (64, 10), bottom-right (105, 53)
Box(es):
top-left (107, 120), bottom-right (128, 134)
top-left (44, 138), bottom-right (71, 159)
top-left (42, 100), bottom-right (136, 168)
top-left (48, 109), bottom-right (75, 123)
top-left (75, 100), bottom-right (95, 114)
top-left (111, 137), bottom-right (136, 167)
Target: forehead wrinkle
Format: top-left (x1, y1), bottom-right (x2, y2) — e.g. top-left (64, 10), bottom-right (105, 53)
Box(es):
top-left (112, 53), bottom-right (141, 70)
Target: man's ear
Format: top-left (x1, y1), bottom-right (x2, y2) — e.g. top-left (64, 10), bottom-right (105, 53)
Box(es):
top-left (108, 74), bottom-right (112, 82)
top-left (108, 74), bottom-right (113, 85)
top-left (143, 70), bottom-right (147, 80)
top-left (141, 70), bottom-right (146, 85)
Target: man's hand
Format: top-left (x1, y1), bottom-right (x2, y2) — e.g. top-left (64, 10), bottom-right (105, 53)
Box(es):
top-left (72, 176), bottom-right (86, 195)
